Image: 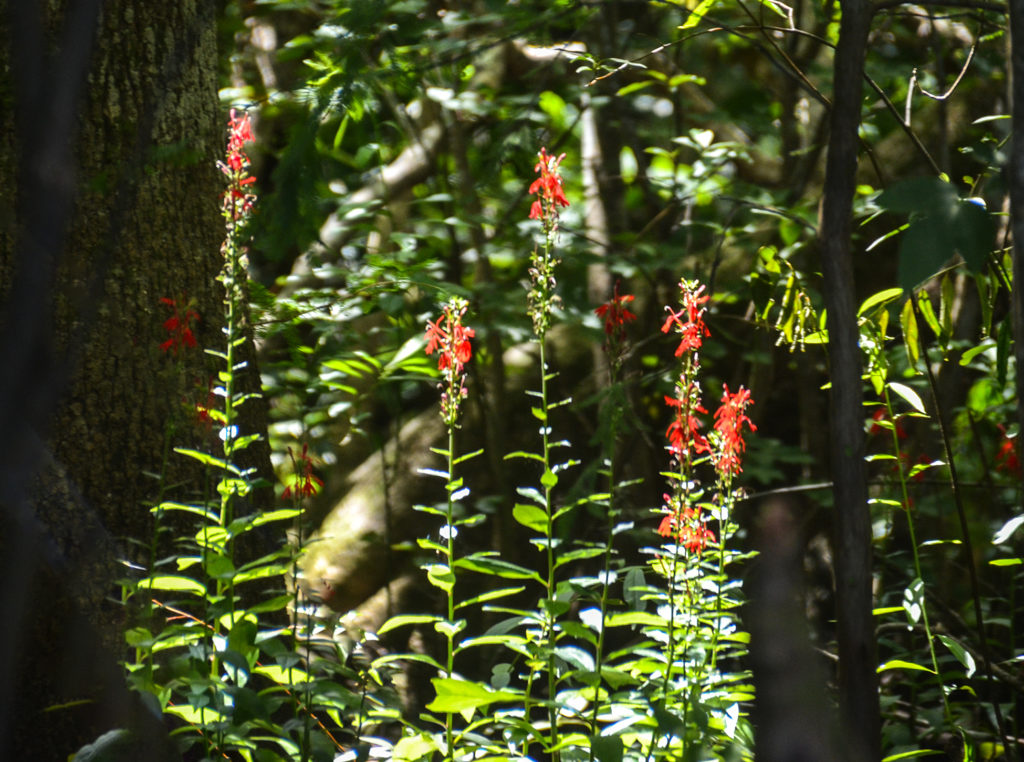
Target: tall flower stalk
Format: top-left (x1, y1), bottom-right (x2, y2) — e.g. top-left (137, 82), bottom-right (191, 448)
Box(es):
top-left (643, 279), bottom-right (755, 760)
top-left (524, 147), bottom-right (569, 755)
top-left (707, 383), bottom-right (756, 673)
top-left (656, 280), bottom-right (712, 713)
top-left (424, 296), bottom-right (475, 761)
top-left (588, 283), bottom-right (636, 760)
top-left (213, 109), bottom-right (257, 617)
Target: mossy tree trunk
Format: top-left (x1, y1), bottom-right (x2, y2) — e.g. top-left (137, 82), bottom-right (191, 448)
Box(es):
top-left (0, 2), bottom-right (270, 758)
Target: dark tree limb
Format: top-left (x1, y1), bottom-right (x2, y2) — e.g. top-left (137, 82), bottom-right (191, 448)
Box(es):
top-left (817, 2), bottom-right (880, 760)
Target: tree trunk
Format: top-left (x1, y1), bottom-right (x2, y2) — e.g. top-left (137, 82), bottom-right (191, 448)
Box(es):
top-left (0, 2), bottom-right (270, 757)
top-left (817, 2), bottom-right (880, 760)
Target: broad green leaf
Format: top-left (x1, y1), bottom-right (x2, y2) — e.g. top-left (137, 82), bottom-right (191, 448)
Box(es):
top-left (255, 664), bottom-right (310, 685)
top-left (541, 468), bottom-right (558, 489)
top-left (393, 732), bottom-right (437, 762)
top-left (898, 219), bottom-right (951, 292)
top-left (164, 703), bottom-right (226, 726)
top-left (137, 575), bottom-right (206, 596)
top-left (877, 176), bottom-right (958, 216)
top-left (425, 677), bottom-right (518, 721)
top-left (591, 735), bottom-right (624, 762)
top-left (513, 503), bottom-right (548, 533)
top-left (425, 564), bottom-right (455, 593)
top-left (888, 381), bottom-right (925, 414)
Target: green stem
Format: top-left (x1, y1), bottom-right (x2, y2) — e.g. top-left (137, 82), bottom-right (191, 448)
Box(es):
top-left (881, 387), bottom-right (950, 722)
top-left (588, 441), bottom-right (619, 758)
top-left (445, 422), bottom-right (456, 762)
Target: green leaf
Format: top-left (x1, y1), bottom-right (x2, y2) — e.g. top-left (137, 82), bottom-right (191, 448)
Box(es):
top-left (858, 287), bottom-right (903, 317)
top-left (877, 659), bottom-right (936, 674)
top-left (959, 340), bottom-right (994, 367)
top-left (900, 297), bottom-right (919, 367)
top-left (877, 176), bottom-right (958, 216)
top-left (936, 634), bottom-right (976, 678)
top-left (903, 577), bottom-right (924, 624)
top-left (151, 501), bottom-right (217, 522)
top-left (680, 0), bottom-right (714, 29)
top-left (456, 586), bottom-right (526, 609)
top-left (513, 503), bottom-right (548, 533)
top-left (377, 614), bottom-right (442, 635)
top-left (997, 317), bottom-right (1011, 388)
top-left (888, 381), bottom-right (925, 415)
top-left (233, 561), bottom-right (289, 584)
top-left (591, 735), bottom-right (624, 762)
top-left (881, 750), bottom-right (945, 761)
top-left (454, 555), bottom-right (541, 582)
top-left (898, 219), bottom-right (952, 291)
top-left (993, 515), bottom-right (1024, 545)
top-left (137, 575), bottom-right (206, 596)
top-left (173, 448), bottom-right (240, 474)
top-left (915, 291), bottom-right (941, 339)
top-left (951, 199), bottom-right (993, 272)
top-left (504, 450), bottom-right (544, 463)
top-left (392, 732), bottom-right (437, 762)
top-left (425, 678), bottom-right (518, 721)
top-left (425, 564), bottom-right (455, 594)
top-left (541, 468), bottom-right (558, 489)
top-left (250, 508), bottom-right (302, 527)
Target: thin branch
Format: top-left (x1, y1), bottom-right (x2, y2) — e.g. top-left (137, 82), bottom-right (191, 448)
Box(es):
top-left (913, 43), bottom-right (977, 101)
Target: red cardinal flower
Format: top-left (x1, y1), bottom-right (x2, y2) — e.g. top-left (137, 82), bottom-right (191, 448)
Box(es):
top-left (159, 297), bottom-right (199, 354)
top-left (220, 109), bottom-right (257, 221)
top-left (283, 443), bottom-right (324, 499)
top-left (995, 426), bottom-right (1021, 477)
top-left (665, 393), bottom-right (709, 458)
top-left (528, 147), bottom-right (570, 223)
top-left (595, 282), bottom-right (637, 337)
top-left (657, 499), bottom-right (715, 554)
top-left (425, 297), bottom-right (475, 425)
top-left (662, 281), bottom-right (710, 356)
top-left (712, 384), bottom-right (757, 480)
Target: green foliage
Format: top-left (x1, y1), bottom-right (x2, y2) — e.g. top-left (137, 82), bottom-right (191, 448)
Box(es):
top-left (86, 1), bottom-right (1024, 759)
